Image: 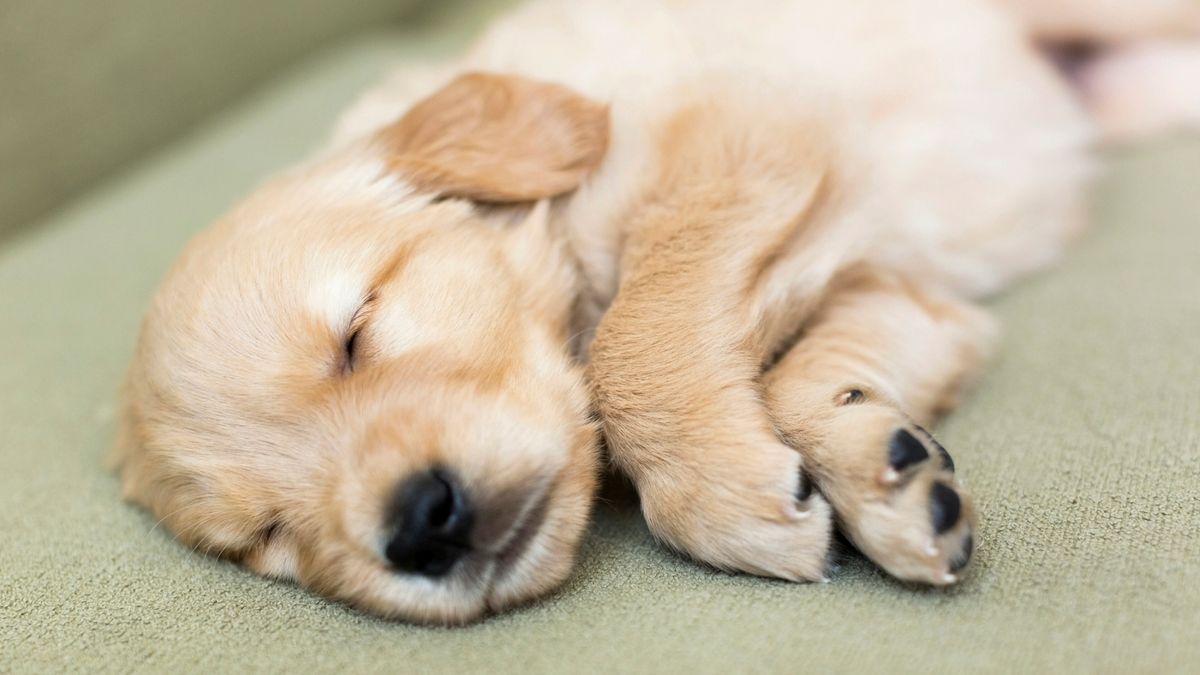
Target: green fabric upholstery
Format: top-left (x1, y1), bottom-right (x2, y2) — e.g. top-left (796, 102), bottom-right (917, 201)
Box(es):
top-left (0, 0), bottom-right (427, 236)
top-left (2, 6), bottom-right (1198, 673)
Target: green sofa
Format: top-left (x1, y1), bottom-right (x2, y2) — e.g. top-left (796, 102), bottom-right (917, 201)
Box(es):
top-left (2, 1), bottom-right (1198, 672)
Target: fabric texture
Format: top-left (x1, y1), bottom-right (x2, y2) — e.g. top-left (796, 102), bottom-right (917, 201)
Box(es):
top-left (0, 0), bottom-right (426, 236)
top-left (2, 7), bottom-right (1198, 674)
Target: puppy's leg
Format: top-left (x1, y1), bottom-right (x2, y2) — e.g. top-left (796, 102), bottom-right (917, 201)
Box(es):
top-left (1007, 0), bottom-right (1200, 143)
top-left (1076, 41), bottom-right (1200, 144)
top-left (587, 96), bottom-right (843, 579)
top-left (1002, 0), bottom-right (1200, 43)
top-left (762, 269), bottom-right (994, 585)
top-left (588, 210), bottom-right (834, 581)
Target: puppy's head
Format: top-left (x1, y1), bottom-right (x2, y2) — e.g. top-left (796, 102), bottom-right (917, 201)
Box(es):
top-left (114, 73), bottom-right (608, 623)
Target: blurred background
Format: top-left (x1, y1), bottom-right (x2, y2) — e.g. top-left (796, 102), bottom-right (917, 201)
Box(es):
top-left (0, 0), bottom-right (515, 240)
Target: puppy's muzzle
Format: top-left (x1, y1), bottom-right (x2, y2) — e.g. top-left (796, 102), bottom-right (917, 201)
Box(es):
top-left (384, 469), bottom-right (474, 577)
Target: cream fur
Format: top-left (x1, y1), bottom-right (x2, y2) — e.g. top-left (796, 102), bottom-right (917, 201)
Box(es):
top-left (116, 0), bottom-right (1200, 622)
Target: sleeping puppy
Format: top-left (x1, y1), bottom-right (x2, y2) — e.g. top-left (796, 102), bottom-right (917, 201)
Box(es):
top-left (114, 0), bottom-right (1200, 623)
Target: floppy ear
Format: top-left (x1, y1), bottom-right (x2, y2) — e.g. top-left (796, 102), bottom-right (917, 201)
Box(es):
top-left (376, 72), bottom-right (610, 202)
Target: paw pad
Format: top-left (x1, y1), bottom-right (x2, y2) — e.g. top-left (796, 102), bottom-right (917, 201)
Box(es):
top-left (929, 482), bottom-right (962, 534)
top-left (888, 429), bottom-right (930, 472)
top-left (949, 532), bottom-right (973, 573)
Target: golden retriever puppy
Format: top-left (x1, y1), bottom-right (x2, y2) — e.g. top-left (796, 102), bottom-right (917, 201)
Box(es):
top-left (114, 0), bottom-right (1200, 622)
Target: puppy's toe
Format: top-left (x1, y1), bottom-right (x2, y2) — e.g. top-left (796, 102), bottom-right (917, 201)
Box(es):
top-left (812, 412), bottom-right (977, 586)
top-left (852, 426), bottom-right (977, 585)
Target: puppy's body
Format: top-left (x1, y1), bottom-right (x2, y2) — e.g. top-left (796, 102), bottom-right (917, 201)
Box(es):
top-left (116, 0), bottom-right (1200, 621)
top-left (341, 0), bottom-right (1090, 300)
top-left (334, 0), bottom-right (1094, 581)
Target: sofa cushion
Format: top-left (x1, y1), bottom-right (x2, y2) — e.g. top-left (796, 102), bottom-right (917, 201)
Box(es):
top-left (2, 15), bottom-right (1198, 675)
top-left (0, 0), bottom-right (433, 236)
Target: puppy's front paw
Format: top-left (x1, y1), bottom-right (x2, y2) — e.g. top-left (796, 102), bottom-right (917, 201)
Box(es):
top-left (634, 443), bottom-right (834, 582)
top-left (818, 406), bottom-right (976, 585)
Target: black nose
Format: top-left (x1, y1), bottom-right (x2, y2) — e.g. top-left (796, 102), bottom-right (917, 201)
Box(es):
top-left (384, 470), bottom-right (474, 577)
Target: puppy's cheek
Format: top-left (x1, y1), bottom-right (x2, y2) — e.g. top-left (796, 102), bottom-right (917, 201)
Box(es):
top-left (483, 421), bottom-right (600, 610)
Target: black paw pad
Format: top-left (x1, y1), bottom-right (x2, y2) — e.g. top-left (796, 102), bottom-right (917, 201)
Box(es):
top-left (914, 426), bottom-right (954, 472)
top-left (949, 532), bottom-right (974, 573)
top-left (888, 429), bottom-right (929, 472)
top-left (796, 468), bottom-right (813, 502)
top-left (930, 483), bottom-right (962, 534)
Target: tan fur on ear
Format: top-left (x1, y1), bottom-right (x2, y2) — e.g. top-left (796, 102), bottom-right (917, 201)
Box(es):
top-left (377, 72), bottom-right (609, 202)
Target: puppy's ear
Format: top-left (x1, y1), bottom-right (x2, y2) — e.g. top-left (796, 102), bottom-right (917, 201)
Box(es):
top-left (377, 72), bottom-right (609, 202)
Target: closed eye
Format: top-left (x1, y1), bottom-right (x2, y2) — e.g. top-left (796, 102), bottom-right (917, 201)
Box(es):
top-left (344, 327), bottom-right (362, 373)
top-left (342, 295), bottom-right (375, 374)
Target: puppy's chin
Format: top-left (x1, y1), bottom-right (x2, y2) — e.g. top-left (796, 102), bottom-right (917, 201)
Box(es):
top-left (283, 480), bottom-right (592, 625)
top-left (484, 460), bottom-right (597, 614)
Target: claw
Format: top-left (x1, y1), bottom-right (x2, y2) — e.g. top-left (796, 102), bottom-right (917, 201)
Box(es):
top-left (795, 469), bottom-right (814, 501)
top-left (784, 501), bottom-right (813, 521)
